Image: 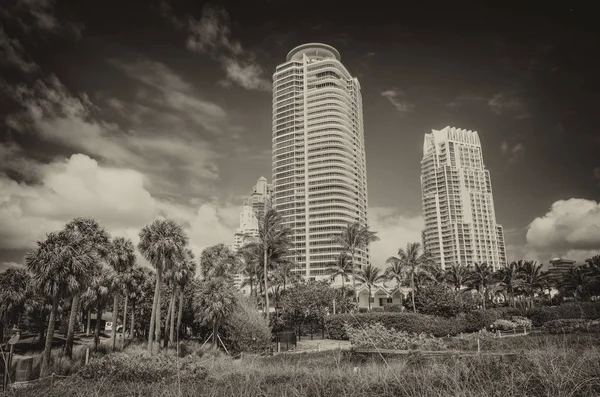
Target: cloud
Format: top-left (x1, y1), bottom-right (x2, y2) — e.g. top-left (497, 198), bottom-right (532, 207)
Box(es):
top-left (0, 153), bottom-right (239, 261)
top-left (160, 3), bottom-right (270, 91)
top-left (0, 262), bottom-right (23, 272)
top-left (593, 167), bottom-right (600, 185)
top-left (11, 0), bottom-right (83, 37)
top-left (381, 89), bottom-right (415, 114)
top-left (500, 141), bottom-right (525, 163)
top-left (525, 199), bottom-right (600, 261)
top-left (1, 63), bottom-right (230, 199)
top-left (488, 91), bottom-right (530, 119)
top-left (368, 207), bottom-right (424, 269)
top-left (0, 27), bottom-right (39, 73)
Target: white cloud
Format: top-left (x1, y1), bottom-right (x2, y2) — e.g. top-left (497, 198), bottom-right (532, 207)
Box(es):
top-left (11, 0), bottom-right (84, 37)
top-left (0, 153), bottom-right (239, 262)
top-left (368, 207), bottom-right (424, 269)
top-left (160, 3), bottom-right (270, 91)
top-left (0, 27), bottom-right (39, 73)
top-left (525, 199), bottom-right (600, 262)
top-left (500, 141), bottom-right (525, 163)
top-left (488, 91), bottom-right (530, 119)
top-left (381, 89), bottom-right (415, 114)
top-left (0, 262), bottom-right (23, 272)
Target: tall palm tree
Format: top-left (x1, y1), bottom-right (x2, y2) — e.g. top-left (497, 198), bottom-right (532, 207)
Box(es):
top-left (445, 263), bottom-right (470, 292)
top-left (193, 277), bottom-right (238, 348)
top-left (356, 264), bottom-right (386, 311)
top-left (125, 266), bottom-right (154, 340)
top-left (62, 217), bottom-right (111, 358)
top-left (237, 248), bottom-right (260, 297)
top-left (495, 261), bottom-right (523, 307)
top-left (0, 269), bottom-right (29, 344)
top-left (200, 244), bottom-right (238, 281)
top-left (246, 209), bottom-right (293, 323)
top-left (559, 266), bottom-right (595, 301)
top-left (173, 250), bottom-right (196, 341)
top-left (138, 219), bottom-right (189, 354)
top-left (25, 231), bottom-right (95, 376)
top-left (332, 222), bottom-right (380, 304)
top-left (518, 260), bottom-right (546, 309)
top-left (107, 237), bottom-right (136, 351)
top-left (82, 270), bottom-right (112, 352)
top-left (274, 261), bottom-right (301, 291)
top-left (329, 253), bottom-right (353, 289)
top-left (466, 262), bottom-right (495, 310)
top-left (386, 242), bottom-right (435, 313)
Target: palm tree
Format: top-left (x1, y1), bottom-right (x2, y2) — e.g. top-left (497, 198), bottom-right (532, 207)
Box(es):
top-left (518, 260), bottom-right (546, 309)
top-left (82, 270), bottom-right (112, 352)
top-left (445, 263), bottom-right (470, 292)
top-left (193, 277), bottom-right (238, 348)
top-left (25, 230), bottom-right (95, 375)
top-left (332, 222), bottom-right (380, 304)
top-left (200, 244), bottom-right (238, 281)
top-left (559, 266), bottom-right (595, 301)
top-left (62, 217), bottom-right (111, 358)
top-left (465, 262), bottom-right (495, 310)
top-left (173, 250), bottom-right (196, 341)
top-left (125, 266), bottom-right (154, 340)
top-left (246, 209), bottom-right (293, 323)
top-left (138, 219), bottom-right (189, 354)
top-left (0, 269), bottom-right (29, 344)
top-left (386, 242), bottom-right (435, 313)
top-left (107, 237), bottom-right (136, 352)
top-left (329, 253), bottom-right (353, 289)
top-left (356, 264), bottom-right (386, 311)
top-left (495, 261), bottom-right (523, 307)
top-left (237, 248), bottom-right (260, 297)
top-left (274, 261), bottom-right (302, 291)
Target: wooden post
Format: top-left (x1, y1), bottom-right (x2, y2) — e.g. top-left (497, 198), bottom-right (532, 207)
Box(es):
top-left (477, 338), bottom-right (480, 354)
top-left (318, 343), bottom-right (321, 352)
top-left (85, 347), bottom-right (90, 365)
top-left (333, 298), bottom-right (336, 315)
top-left (277, 342), bottom-right (281, 353)
top-left (51, 373), bottom-right (55, 387)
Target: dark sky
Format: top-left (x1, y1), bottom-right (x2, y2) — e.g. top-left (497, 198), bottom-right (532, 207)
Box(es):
top-left (1, 0), bottom-right (599, 270)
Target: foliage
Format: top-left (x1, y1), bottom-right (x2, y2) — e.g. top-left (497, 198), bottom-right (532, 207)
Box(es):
top-left (490, 317), bottom-right (533, 331)
top-left (407, 283), bottom-right (475, 317)
top-left (382, 304), bottom-right (404, 312)
top-left (193, 277), bottom-right (238, 346)
top-left (280, 281), bottom-right (337, 334)
top-left (199, 243), bottom-right (237, 280)
top-left (345, 322), bottom-right (448, 350)
top-left (221, 295), bottom-right (271, 354)
top-left (324, 312), bottom-right (467, 340)
top-left (528, 301), bottom-right (600, 326)
top-left (543, 319), bottom-right (600, 334)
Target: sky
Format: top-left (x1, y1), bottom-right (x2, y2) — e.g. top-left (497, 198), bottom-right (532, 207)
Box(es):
top-left (1, 0), bottom-right (600, 272)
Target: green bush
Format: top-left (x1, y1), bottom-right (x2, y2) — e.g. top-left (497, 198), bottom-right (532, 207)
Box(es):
top-left (463, 310), bottom-right (497, 332)
top-left (371, 307), bottom-right (384, 312)
top-left (543, 319), bottom-right (600, 334)
top-left (222, 296), bottom-right (271, 354)
top-left (324, 312), bottom-right (467, 340)
top-left (345, 322), bottom-right (448, 350)
top-left (77, 353), bottom-right (208, 382)
top-left (492, 317), bottom-right (532, 331)
top-left (528, 302), bottom-right (600, 326)
top-left (382, 304), bottom-right (403, 312)
top-left (407, 284), bottom-right (475, 318)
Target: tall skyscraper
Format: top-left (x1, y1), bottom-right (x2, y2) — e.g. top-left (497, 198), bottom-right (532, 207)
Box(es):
top-left (421, 126), bottom-right (507, 270)
top-left (272, 43), bottom-right (370, 280)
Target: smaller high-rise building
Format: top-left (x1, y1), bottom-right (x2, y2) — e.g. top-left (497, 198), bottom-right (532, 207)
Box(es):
top-left (232, 177), bottom-right (273, 291)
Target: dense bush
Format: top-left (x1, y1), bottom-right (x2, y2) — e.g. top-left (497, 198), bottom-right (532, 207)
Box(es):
top-left (529, 302), bottom-right (600, 326)
top-left (77, 353), bottom-right (208, 382)
top-left (543, 319), bottom-right (600, 334)
top-left (222, 296), bottom-right (271, 354)
top-left (345, 322), bottom-right (448, 350)
top-left (324, 312), bottom-right (467, 339)
top-left (407, 284), bottom-right (476, 318)
top-left (463, 310), bottom-right (497, 332)
top-left (492, 317), bottom-right (532, 331)
top-left (382, 304), bottom-right (403, 312)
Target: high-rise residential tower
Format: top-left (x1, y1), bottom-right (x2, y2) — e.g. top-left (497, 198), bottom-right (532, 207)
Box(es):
top-left (421, 126), bottom-right (507, 270)
top-left (272, 43), bottom-right (370, 280)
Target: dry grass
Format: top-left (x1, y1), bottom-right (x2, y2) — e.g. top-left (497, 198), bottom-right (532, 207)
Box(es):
top-left (6, 334), bottom-right (600, 397)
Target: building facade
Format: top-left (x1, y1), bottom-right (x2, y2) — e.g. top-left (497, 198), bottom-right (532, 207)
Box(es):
top-left (272, 43), bottom-right (370, 280)
top-left (421, 126), bottom-right (507, 270)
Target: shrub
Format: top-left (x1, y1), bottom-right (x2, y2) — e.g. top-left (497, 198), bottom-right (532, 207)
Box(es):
top-left (77, 353), bottom-right (208, 382)
top-left (543, 319), bottom-right (600, 334)
top-left (345, 322), bottom-right (448, 350)
top-left (407, 284), bottom-right (475, 318)
top-left (324, 312), bottom-right (466, 340)
top-left (222, 296), bottom-right (271, 354)
top-left (464, 310), bottom-right (497, 332)
top-left (382, 304), bottom-right (403, 312)
top-left (371, 307), bottom-right (384, 312)
top-left (529, 302), bottom-right (600, 326)
top-left (492, 319), bottom-right (517, 331)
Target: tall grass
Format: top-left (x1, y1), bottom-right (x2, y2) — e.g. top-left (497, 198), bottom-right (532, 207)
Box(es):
top-left (6, 334), bottom-right (600, 396)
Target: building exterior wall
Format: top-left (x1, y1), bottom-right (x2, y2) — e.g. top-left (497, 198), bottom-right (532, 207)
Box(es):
top-left (272, 43), bottom-right (370, 280)
top-left (421, 127), bottom-right (507, 270)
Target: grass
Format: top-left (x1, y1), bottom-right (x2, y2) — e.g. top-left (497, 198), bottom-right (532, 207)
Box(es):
top-left (5, 333), bottom-right (600, 396)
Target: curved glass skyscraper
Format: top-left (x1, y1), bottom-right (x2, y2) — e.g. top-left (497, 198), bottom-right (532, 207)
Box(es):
top-left (272, 43), bottom-right (370, 280)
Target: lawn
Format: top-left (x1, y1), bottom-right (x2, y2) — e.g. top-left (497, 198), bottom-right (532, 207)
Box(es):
top-left (5, 333), bottom-right (600, 397)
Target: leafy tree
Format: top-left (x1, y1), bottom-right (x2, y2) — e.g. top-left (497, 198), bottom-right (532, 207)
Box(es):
top-left (328, 253), bottom-right (353, 289)
top-left (331, 222), bottom-right (380, 303)
top-left (193, 278), bottom-right (238, 348)
top-left (0, 268), bottom-right (29, 343)
top-left (518, 260), bottom-right (546, 309)
top-left (408, 283), bottom-right (473, 317)
top-left (356, 264), bottom-right (385, 311)
top-left (465, 262), bottom-right (495, 310)
top-left (386, 242), bottom-right (435, 313)
top-left (495, 261), bottom-right (523, 308)
top-left (82, 270), bottom-right (112, 352)
top-left (138, 219), bottom-right (189, 354)
top-left (281, 281), bottom-right (337, 339)
top-left (107, 237), bottom-right (136, 351)
top-left (25, 230), bottom-right (95, 376)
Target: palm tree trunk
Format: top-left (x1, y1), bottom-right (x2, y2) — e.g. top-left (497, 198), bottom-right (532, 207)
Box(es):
top-left (176, 289), bottom-right (184, 340)
top-left (213, 321), bottom-right (218, 348)
top-left (351, 249), bottom-right (357, 306)
top-left (148, 268), bottom-right (161, 353)
top-left (411, 271), bottom-right (416, 313)
top-left (111, 294), bottom-right (119, 352)
top-left (264, 245), bottom-right (269, 323)
top-left (65, 293), bottom-right (80, 359)
top-left (94, 307), bottom-right (102, 353)
top-left (481, 286), bottom-right (486, 310)
top-left (163, 295), bottom-right (172, 348)
top-left (40, 294), bottom-right (59, 377)
top-left (368, 285), bottom-right (372, 311)
top-left (155, 268), bottom-right (163, 352)
top-left (86, 309), bottom-right (91, 336)
top-left (130, 303), bottom-right (136, 341)
top-left (122, 295), bottom-right (128, 339)
top-left (169, 290), bottom-right (176, 347)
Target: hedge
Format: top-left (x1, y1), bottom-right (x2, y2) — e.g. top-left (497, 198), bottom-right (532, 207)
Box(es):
top-left (529, 302), bottom-right (600, 327)
top-left (324, 312), bottom-right (469, 339)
